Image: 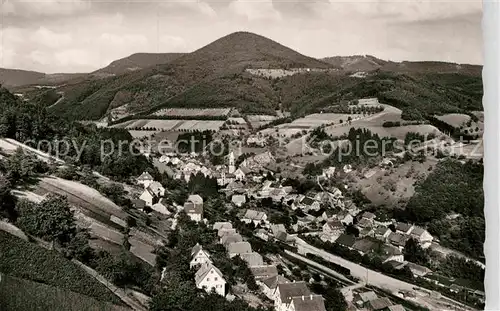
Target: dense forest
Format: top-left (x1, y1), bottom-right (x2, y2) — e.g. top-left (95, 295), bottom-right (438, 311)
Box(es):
top-left (0, 87), bottom-right (153, 181)
top-left (395, 159), bottom-right (484, 259)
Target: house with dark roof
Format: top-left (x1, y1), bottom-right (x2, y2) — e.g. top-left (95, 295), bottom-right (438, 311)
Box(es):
top-left (250, 265), bottom-right (278, 280)
top-left (335, 234), bottom-right (356, 248)
top-left (184, 201), bottom-right (203, 222)
top-left (220, 232), bottom-right (243, 245)
top-left (395, 222), bottom-right (414, 235)
top-left (274, 281), bottom-right (312, 311)
top-left (190, 243), bottom-right (212, 268)
top-left (227, 241), bottom-right (252, 258)
top-left (322, 219), bottom-right (344, 242)
top-left (286, 294), bottom-right (326, 311)
top-left (258, 274), bottom-right (289, 300)
top-left (195, 263), bottom-right (226, 296)
top-left (409, 226), bottom-right (433, 249)
top-left (374, 226), bottom-right (392, 241)
top-left (388, 232), bottom-right (409, 249)
top-left (368, 297), bottom-right (393, 310)
top-left (352, 238), bottom-right (378, 255)
top-left (137, 172), bottom-right (154, 188)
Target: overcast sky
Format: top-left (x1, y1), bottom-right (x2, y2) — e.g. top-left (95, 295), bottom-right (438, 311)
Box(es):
top-left (0, 0), bottom-right (482, 73)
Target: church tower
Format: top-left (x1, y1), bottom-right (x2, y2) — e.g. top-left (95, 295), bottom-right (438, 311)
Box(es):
top-left (228, 151), bottom-right (235, 174)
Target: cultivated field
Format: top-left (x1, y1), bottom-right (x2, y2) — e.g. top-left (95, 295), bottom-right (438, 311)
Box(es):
top-left (0, 231), bottom-right (122, 304)
top-left (152, 108), bottom-right (231, 117)
top-left (435, 113), bottom-right (470, 128)
top-left (247, 114), bottom-right (278, 128)
top-left (0, 273), bottom-right (130, 311)
top-left (113, 119), bottom-right (224, 132)
top-left (128, 130), bottom-right (161, 139)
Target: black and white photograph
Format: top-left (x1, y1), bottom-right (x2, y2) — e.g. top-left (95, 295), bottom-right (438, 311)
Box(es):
top-left (0, 1), bottom-right (487, 311)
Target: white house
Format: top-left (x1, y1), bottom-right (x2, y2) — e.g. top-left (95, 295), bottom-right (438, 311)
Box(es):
top-left (273, 282), bottom-right (311, 311)
top-left (241, 209), bottom-right (268, 226)
top-left (148, 181), bottom-right (165, 197)
top-left (213, 222), bottom-right (232, 231)
top-left (137, 172), bottom-right (154, 188)
top-left (335, 210), bottom-right (354, 225)
top-left (258, 274), bottom-right (289, 300)
top-left (195, 263), bottom-right (226, 296)
top-left (410, 226), bottom-right (433, 249)
top-left (231, 194), bottom-right (246, 207)
top-left (190, 243), bottom-right (212, 269)
top-left (139, 188), bottom-right (157, 207)
top-left (322, 219), bottom-right (344, 242)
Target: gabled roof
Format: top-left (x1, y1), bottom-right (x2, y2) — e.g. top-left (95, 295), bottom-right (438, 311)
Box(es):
top-left (148, 181), bottom-right (165, 193)
top-left (361, 211), bottom-right (376, 220)
top-left (357, 218), bottom-right (373, 228)
top-left (213, 222), bottom-right (232, 231)
top-left (277, 282), bottom-right (311, 304)
top-left (221, 233), bottom-right (243, 245)
top-left (290, 295), bottom-right (326, 311)
top-left (406, 262), bottom-right (432, 275)
top-left (325, 219), bottom-right (344, 231)
top-left (227, 241), bottom-right (252, 255)
top-left (250, 265), bottom-right (278, 279)
top-left (243, 209), bottom-right (267, 221)
top-left (359, 291), bottom-right (378, 302)
top-left (131, 199), bottom-right (146, 209)
top-left (335, 234), bottom-right (356, 247)
top-left (395, 222), bottom-right (413, 233)
top-left (300, 197), bottom-right (316, 206)
top-left (218, 228), bottom-right (237, 238)
top-left (374, 226), bottom-right (390, 235)
top-left (270, 224), bottom-right (286, 236)
top-left (352, 238), bottom-right (378, 254)
top-left (261, 274), bottom-right (289, 290)
top-left (137, 172), bottom-right (153, 181)
top-left (188, 194), bottom-right (203, 205)
top-left (388, 304), bottom-right (406, 311)
top-left (410, 226), bottom-right (427, 237)
top-left (368, 297), bottom-right (393, 310)
top-left (388, 232), bottom-right (409, 247)
top-left (240, 252), bottom-right (264, 267)
top-left (195, 263), bottom-right (224, 286)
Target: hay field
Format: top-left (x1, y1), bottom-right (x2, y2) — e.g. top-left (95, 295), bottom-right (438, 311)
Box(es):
top-left (435, 113), bottom-right (471, 128)
top-left (152, 108), bottom-right (231, 117)
top-left (175, 120), bottom-right (224, 131)
top-left (128, 130), bottom-right (161, 139)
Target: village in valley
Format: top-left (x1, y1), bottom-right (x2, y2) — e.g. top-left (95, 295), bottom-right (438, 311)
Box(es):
top-left (0, 19), bottom-right (485, 311)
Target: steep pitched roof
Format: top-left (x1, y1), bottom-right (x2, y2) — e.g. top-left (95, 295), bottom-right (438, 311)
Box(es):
top-left (277, 282), bottom-right (311, 305)
top-left (243, 209), bottom-right (267, 221)
top-left (359, 291), bottom-right (378, 302)
top-left (368, 297), bottom-right (393, 310)
top-left (325, 219), bottom-right (344, 231)
top-left (227, 241), bottom-right (252, 255)
top-left (191, 243), bottom-right (203, 257)
top-left (261, 274), bottom-right (289, 290)
top-left (352, 238), bottom-right (378, 254)
top-left (335, 234), bottom-right (356, 248)
top-left (213, 222), bottom-right (232, 231)
top-left (184, 202), bottom-right (203, 215)
top-left (357, 218), bottom-right (373, 228)
top-left (300, 197), bottom-right (316, 206)
top-left (240, 252), bottom-right (264, 267)
top-left (361, 211), bottom-right (376, 220)
top-left (148, 181), bottom-right (164, 193)
top-left (250, 265), bottom-right (278, 279)
top-left (218, 228), bottom-right (237, 238)
top-left (137, 172), bottom-right (153, 181)
top-left (388, 305), bottom-right (406, 311)
top-left (410, 226), bottom-right (426, 236)
top-left (388, 232), bottom-right (409, 247)
top-left (395, 222), bottom-right (413, 233)
top-left (195, 263), bottom-right (224, 286)
top-left (220, 233), bottom-right (243, 245)
top-left (290, 295), bottom-right (326, 311)
top-left (188, 194), bottom-right (203, 205)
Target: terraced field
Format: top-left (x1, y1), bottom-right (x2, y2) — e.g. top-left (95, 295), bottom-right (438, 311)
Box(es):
top-left (152, 108), bottom-right (231, 117)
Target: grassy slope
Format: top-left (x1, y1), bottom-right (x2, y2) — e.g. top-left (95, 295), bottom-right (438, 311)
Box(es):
top-left (0, 273), bottom-right (130, 311)
top-left (0, 231), bottom-right (122, 305)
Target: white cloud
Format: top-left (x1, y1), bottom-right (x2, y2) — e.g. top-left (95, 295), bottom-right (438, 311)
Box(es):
top-left (228, 0), bottom-right (282, 22)
top-left (160, 1), bottom-right (217, 18)
top-left (30, 27), bottom-right (73, 49)
top-left (3, 0), bottom-right (91, 17)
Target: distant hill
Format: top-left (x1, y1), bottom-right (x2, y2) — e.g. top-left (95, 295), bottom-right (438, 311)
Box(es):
top-left (92, 52), bottom-right (185, 77)
top-left (323, 55), bottom-right (482, 76)
top-left (11, 31), bottom-right (480, 122)
top-left (0, 68), bottom-right (86, 88)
